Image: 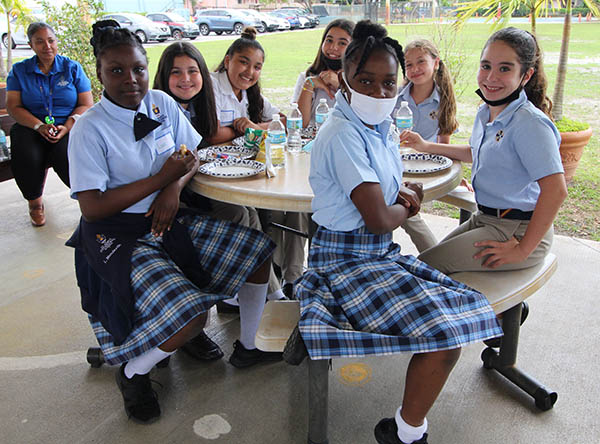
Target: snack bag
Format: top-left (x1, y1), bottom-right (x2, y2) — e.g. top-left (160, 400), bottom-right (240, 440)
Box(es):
top-left (244, 128), bottom-right (266, 151)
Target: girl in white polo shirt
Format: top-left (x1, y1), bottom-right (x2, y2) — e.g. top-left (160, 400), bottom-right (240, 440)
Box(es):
top-left (210, 27), bottom-right (280, 144)
top-left (401, 27), bottom-right (567, 274)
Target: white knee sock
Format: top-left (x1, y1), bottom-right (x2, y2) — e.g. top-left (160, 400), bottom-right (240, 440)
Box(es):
top-left (395, 407), bottom-right (428, 443)
top-left (124, 346), bottom-right (174, 379)
top-left (237, 282), bottom-right (268, 349)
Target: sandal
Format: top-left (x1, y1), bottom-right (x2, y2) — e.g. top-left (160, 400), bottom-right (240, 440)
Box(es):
top-left (28, 200), bottom-right (45, 227)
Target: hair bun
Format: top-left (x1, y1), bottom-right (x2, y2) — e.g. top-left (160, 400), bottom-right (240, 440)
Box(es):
top-left (352, 20), bottom-right (387, 41)
top-left (241, 26), bottom-right (257, 40)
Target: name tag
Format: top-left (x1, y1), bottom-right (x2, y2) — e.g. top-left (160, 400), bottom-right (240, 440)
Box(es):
top-left (155, 132), bottom-right (175, 155)
top-left (220, 109), bottom-right (234, 126)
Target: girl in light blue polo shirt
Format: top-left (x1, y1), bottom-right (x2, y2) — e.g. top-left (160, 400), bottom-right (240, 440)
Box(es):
top-left (67, 21), bottom-right (280, 425)
top-left (295, 21), bottom-right (502, 444)
top-left (401, 27), bottom-right (567, 275)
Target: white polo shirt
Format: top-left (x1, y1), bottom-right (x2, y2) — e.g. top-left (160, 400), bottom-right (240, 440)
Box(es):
top-left (210, 70), bottom-right (279, 126)
top-left (68, 89), bottom-right (202, 214)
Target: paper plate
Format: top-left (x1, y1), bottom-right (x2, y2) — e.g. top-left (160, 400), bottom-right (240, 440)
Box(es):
top-left (198, 145), bottom-right (256, 161)
top-left (401, 153), bottom-right (453, 174)
top-left (198, 158), bottom-right (265, 179)
top-left (231, 136), bottom-right (245, 147)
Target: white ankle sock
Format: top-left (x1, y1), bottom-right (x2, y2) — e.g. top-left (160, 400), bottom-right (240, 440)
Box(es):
top-left (124, 346), bottom-right (174, 379)
top-left (223, 295), bottom-right (239, 306)
top-left (237, 282), bottom-right (268, 349)
top-left (267, 288), bottom-right (286, 301)
top-left (395, 407), bottom-right (428, 443)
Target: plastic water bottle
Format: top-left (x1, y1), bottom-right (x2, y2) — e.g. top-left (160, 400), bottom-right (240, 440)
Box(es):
top-left (314, 98), bottom-right (329, 132)
top-left (0, 129), bottom-right (7, 161)
top-left (266, 114), bottom-right (286, 169)
top-left (394, 101), bottom-right (413, 155)
top-left (394, 101), bottom-right (413, 132)
top-left (286, 103), bottom-right (302, 154)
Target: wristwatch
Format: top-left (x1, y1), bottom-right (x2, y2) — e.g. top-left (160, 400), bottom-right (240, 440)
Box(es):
top-left (70, 114), bottom-right (81, 122)
top-left (33, 122), bottom-right (43, 131)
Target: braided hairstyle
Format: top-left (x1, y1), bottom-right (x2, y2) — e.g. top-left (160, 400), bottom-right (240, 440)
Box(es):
top-left (215, 27), bottom-right (265, 124)
top-left (343, 20), bottom-right (405, 80)
top-left (90, 19), bottom-right (147, 70)
top-left (404, 39), bottom-right (458, 135)
top-left (154, 42), bottom-right (218, 140)
top-left (484, 27), bottom-right (552, 117)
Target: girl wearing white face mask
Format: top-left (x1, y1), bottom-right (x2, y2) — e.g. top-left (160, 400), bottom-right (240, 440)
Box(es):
top-left (295, 21), bottom-right (502, 444)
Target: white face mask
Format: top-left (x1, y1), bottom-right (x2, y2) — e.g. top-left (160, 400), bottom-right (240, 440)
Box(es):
top-left (342, 72), bottom-right (397, 126)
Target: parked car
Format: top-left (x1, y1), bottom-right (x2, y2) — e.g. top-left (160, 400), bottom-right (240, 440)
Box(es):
top-left (238, 9), bottom-right (280, 33)
top-left (269, 14), bottom-right (291, 31)
top-left (269, 11), bottom-right (300, 30)
top-left (146, 12), bottom-right (199, 40)
top-left (277, 7), bottom-right (319, 26)
top-left (103, 13), bottom-right (171, 43)
top-left (194, 9), bottom-right (262, 36)
top-left (0, 15), bottom-right (33, 49)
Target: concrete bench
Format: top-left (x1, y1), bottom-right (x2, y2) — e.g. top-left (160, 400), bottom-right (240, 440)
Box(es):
top-left (256, 253), bottom-right (558, 444)
top-left (435, 185), bottom-right (477, 223)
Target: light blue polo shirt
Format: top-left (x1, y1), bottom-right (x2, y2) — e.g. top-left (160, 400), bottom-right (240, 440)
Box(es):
top-left (310, 91), bottom-right (404, 232)
top-left (7, 54), bottom-right (91, 124)
top-left (68, 89), bottom-right (202, 214)
top-left (394, 82), bottom-right (441, 142)
top-left (470, 90), bottom-right (563, 211)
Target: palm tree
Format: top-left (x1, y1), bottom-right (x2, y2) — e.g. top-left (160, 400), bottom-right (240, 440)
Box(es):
top-left (0, 0), bottom-right (30, 73)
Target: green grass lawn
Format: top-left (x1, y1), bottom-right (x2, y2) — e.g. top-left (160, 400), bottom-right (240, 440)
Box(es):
top-left (147, 22), bottom-right (600, 241)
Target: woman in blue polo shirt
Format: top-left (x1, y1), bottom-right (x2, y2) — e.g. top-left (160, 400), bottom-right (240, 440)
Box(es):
top-left (401, 27), bottom-right (567, 274)
top-left (7, 22), bottom-right (93, 227)
top-left (67, 21), bottom-right (280, 425)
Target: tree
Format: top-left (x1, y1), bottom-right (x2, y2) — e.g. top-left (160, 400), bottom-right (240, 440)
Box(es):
top-left (0, 0), bottom-right (30, 76)
top-left (41, 0), bottom-right (104, 100)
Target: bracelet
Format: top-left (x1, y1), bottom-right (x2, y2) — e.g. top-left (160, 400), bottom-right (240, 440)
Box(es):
top-left (307, 77), bottom-right (315, 88)
top-left (70, 113), bottom-right (81, 122)
top-left (33, 122), bottom-right (43, 131)
top-left (302, 86), bottom-right (314, 93)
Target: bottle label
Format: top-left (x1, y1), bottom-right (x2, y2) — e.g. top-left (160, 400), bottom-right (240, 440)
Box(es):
top-left (268, 132), bottom-right (286, 144)
top-left (396, 118), bottom-right (412, 130)
top-left (315, 113), bottom-right (327, 124)
top-left (286, 118), bottom-right (302, 130)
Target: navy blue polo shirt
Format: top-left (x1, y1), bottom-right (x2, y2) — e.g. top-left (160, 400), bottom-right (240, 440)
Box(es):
top-left (7, 54), bottom-right (91, 124)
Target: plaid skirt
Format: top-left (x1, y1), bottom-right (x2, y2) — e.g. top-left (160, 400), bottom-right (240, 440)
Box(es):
top-left (90, 214), bottom-right (274, 365)
top-left (296, 226), bottom-right (503, 359)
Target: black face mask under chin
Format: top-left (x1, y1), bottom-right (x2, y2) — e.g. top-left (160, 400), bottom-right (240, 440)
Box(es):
top-left (323, 55), bottom-right (342, 71)
top-left (168, 90), bottom-right (200, 105)
top-left (475, 84), bottom-right (523, 107)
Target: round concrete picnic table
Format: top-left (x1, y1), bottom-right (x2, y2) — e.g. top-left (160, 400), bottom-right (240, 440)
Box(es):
top-left (188, 151), bottom-right (462, 212)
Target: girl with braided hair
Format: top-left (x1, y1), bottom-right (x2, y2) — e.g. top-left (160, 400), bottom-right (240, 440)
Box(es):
top-left (67, 20), bottom-right (280, 424)
top-left (403, 27), bottom-right (567, 274)
top-left (295, 20), bottom-right (502, 444)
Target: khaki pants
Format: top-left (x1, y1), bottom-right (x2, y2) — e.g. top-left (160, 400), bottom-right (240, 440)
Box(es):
top-left (400, 213), bottom-right (437, 253)
top-left (418, 212), bottom-right (553, 275)
top-left (268, 211), bottom-right (309, 283)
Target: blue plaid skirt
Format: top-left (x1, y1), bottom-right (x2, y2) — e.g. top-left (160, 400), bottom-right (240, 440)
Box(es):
top-left (90, 214), bottom-right (274, 365)
top-left (296, 226), bottom-right (503, 359)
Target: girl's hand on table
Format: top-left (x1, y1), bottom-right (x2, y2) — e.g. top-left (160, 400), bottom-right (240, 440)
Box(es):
top-left (459, 178), bottom-right (474, 192)
top-left (399, 130), bottom-right (428, 152)
top-left (473, 237), bottom-right (529, 269)
top-left (146, 186), bottom-right (180, 237)
top-left (233, 117), bottom-right (259, 134)
top-left (159, 151), bottom-right (196, 184)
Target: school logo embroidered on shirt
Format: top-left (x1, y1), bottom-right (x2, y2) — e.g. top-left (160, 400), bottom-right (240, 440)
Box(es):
top-left (57, 76), bottom-right (69, 87)
top-left (429, 110), bottom-right (438, 120)
top-left (96, 234), bottom-right (106, 244)
top-left (495, 130), bottom-right (504, 142)
top-left (152, 103), bottom-right (167, 123)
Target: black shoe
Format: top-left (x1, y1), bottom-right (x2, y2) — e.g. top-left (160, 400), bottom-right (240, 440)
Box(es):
top-left (216, 300), bottom-right (240, 314)
top-left (229, 340), bottom-right (283, 369)
top-left (115, 363), bottom-right (160, 424)
top-left (283, 325), bottom-right (308, 366)
top-left (282, 282), bottom-right (294, 299)
top-left (180, 331), bottom-right (224, 361)
top-left (374, 418), bottom-right (428, 444)
top-left (484, 301), bottom-right (530, 348)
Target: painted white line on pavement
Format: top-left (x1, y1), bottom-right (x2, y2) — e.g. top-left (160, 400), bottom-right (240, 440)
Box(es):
top-left (0, 351), bottom-right (86, 371)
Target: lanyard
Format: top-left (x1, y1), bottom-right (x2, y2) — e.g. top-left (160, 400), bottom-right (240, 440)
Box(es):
top-left (36, 74), bottom-right (57, 124)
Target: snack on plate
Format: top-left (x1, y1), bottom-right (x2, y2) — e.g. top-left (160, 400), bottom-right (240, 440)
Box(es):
top-left (179, 144), bottom-right (188, 156)
top-left (243, 128), bottom-right (266, 151)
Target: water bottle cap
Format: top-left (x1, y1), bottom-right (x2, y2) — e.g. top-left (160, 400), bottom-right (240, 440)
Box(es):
top-left (272, 113), bottom-right (280, 120)
top-left (291, 102), bottom-right (298, 108)
top-left (401, 101), bottom-right (409, 107)
top-left (319, 98), bottom-right (327, 103)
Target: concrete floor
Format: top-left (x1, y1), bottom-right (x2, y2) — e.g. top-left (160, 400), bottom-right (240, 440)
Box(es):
top-left (2, 171), bottom-right (599, 444)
